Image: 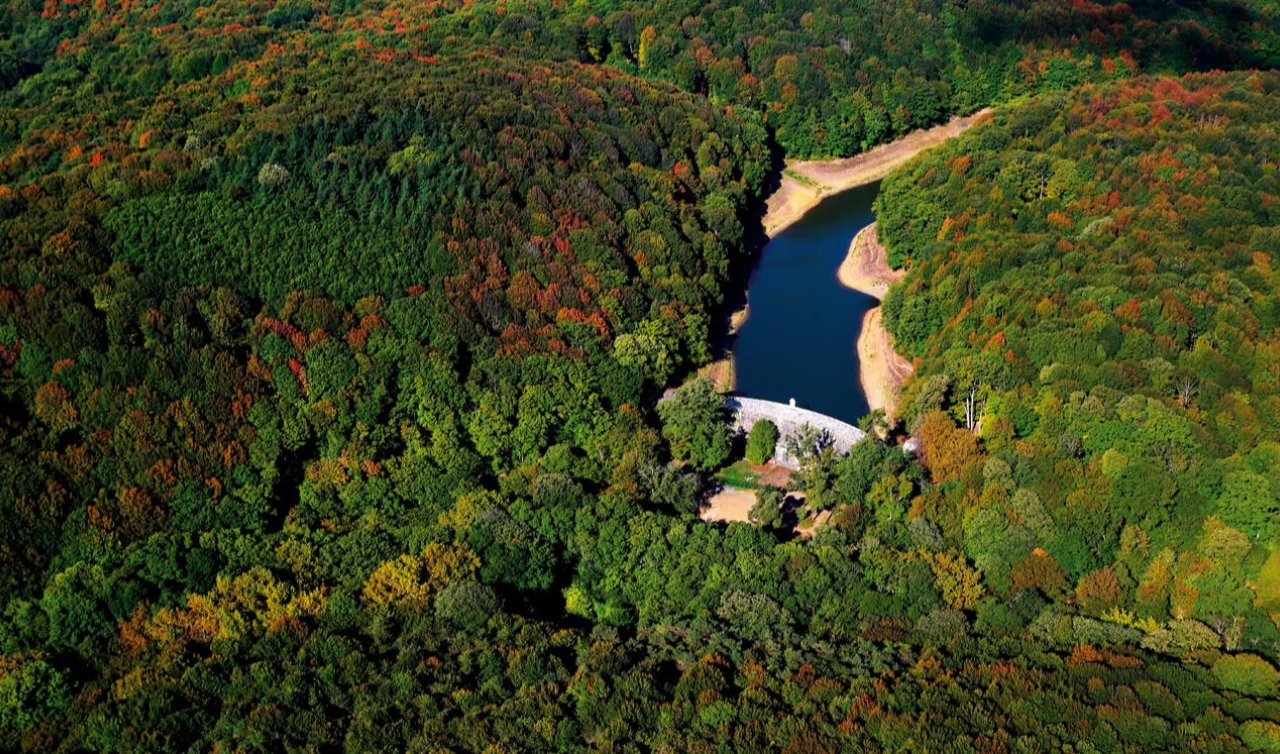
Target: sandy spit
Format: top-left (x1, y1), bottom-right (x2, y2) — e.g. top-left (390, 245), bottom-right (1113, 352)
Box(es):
top-left (838, 223), bottom-right (903, 299)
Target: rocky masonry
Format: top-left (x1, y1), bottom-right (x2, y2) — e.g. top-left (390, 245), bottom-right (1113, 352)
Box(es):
top-left (725, 396), bottom-right (866, 468)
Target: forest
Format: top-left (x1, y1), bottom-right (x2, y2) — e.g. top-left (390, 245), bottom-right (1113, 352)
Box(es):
top-left (878, 69), bottom-right (1280, 644)
top-left (2, 0), bottom-right (1280, 751)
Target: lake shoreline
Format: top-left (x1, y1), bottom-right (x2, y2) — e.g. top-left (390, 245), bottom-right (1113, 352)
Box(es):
top-left (709, 109), bottom-right (991, 403)
top-left (837, 223), bottom-right (914, 423)
top-left (760, 108), bottom-right (993, 239)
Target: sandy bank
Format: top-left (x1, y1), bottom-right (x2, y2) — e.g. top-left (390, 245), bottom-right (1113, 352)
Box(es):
top-left (697, 303), bottom-right (748, 391)
top-left (838, 222), bottom-right (913, 423)
top-left (761, 108), bottom-right (992, 238)
top-left (697, 356), bottom-right (736, 392)
top-left (838, 223), bottom-right (904, 299)
top-left (856, 307), bottom-right (913, 423)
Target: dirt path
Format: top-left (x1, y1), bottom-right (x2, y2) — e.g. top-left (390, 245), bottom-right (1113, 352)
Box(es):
top-left (761, 108), bottom-right (992, 238)
top-left (837, 223), bottom-right (914, 423)
top-left (702, 486), bottom-right (819, 538)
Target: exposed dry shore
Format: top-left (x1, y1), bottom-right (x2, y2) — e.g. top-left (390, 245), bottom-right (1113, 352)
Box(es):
top-left (761, 108), bottom-right (993, 238)
top-left (838, 223), bottom-right (914, 423)
top-left (838, 222), bottom-right (903, 297)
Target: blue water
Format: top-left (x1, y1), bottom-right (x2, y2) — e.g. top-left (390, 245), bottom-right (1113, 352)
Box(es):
top-left (733, 181), bottom-right (879, 425)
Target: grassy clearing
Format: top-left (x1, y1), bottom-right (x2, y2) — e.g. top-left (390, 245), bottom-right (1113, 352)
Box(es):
top-left (714, 459), bottom-right (763, 489)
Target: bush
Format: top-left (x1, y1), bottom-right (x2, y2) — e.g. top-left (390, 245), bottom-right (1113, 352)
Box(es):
top-left (745, 420), bottom-right (779, 465)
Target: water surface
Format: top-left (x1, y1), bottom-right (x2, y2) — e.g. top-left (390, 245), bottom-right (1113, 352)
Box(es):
top-left (733, 182), bottom-right (879, 424)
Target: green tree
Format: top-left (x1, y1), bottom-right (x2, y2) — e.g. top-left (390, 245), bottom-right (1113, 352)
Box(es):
top-left (657, 379), bottom-right (731, 471)
top-left (434, 580), bottom-right (499, 632)
top-left (1213, 654), bottom-right (1280, 697)
top-left (1240, 720), bottom-right (1280, 753)
top-left (926, 550), bottom-right (985, 610)
top-left (641, 463), bottom-right (702, 515)
top-left (1217, 472), bottom-right (1278, 541)
top-left (0, 656), bottom-right (69, 740)
top-left (749, 486), bottom-right (785, 530)
top-left (785, 423), bottom-right (833, 466)
top-left (745, 419), bottom-right (779, 465)
top-left (613, 319), bottom-right (678, 386)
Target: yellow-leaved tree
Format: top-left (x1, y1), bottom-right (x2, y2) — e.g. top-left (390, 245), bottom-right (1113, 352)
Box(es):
top-left (362, 541), bottom-right (480, 610)
top-left (925, 550), bottom-right (984, 610)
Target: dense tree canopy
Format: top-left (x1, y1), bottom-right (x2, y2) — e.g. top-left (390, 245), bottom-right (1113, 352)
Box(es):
top-left (879, 68), bottom-right (1280, 655)
top-left (2, 0), bottom-right (1280, 750)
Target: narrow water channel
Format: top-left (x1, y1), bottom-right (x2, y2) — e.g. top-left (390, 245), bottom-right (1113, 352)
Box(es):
top-left (733, 181), bottom-right (880, 425)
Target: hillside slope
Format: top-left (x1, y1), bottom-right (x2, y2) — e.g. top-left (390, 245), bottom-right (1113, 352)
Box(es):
top-left (879, 70), bottom-right (1280, 646)
top-left (2, 2), bottom-right (1280, 750)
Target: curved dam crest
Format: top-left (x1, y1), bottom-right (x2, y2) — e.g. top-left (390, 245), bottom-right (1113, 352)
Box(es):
top-left (727, 396), bottom-right (866, 468)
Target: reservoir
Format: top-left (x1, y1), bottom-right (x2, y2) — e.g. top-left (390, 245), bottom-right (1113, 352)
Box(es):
top-left (733, 181), bottom-right (880, 425)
